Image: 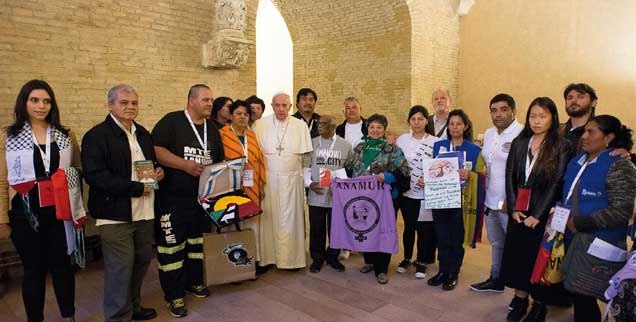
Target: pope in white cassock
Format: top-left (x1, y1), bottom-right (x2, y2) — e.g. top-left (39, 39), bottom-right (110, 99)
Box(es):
top-left (253, 92), bottom-right (313, 269)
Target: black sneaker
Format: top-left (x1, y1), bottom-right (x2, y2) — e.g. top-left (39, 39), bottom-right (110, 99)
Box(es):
top-left (360, 264), bottom-right (374, 274)
top-left (427, 272), bottom-right (448, 286)
top-left (470, 277), bottom-right (505, 292)
top-left (396, 259), bottom-right (411, 273)
top-left (522, 302), bottom-right (546, 322)
top-left (506, 296), bottom-right (529, 322)
top-left (309, 261), bottom-right (322, 273)
top-left (326, 259), bottom-right (345, 272)
top-left (185, 284), bottom-right (209, 298)
top-left (414, 262), bottom-right (426, 279)
top-left (167, 298), bottom-right (188, 318)
top-left (442, 274), bottom-right (458, 291)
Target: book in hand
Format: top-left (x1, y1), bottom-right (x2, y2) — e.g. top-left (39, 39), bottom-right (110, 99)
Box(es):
top-left (134, 160), bottom-right (159, 190)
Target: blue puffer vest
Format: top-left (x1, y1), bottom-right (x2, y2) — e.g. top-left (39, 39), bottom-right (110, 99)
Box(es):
top-left (563, 149), bottom-right (625, 242)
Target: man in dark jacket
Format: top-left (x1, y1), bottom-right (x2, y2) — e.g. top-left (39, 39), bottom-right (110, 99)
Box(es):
top-left (82, 84), bottom-right (164, 322)
top-left (335, 96), bottom-right (367, 149)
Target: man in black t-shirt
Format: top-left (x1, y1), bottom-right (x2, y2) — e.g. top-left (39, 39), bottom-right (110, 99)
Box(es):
top-left (152, 84), bottom-right (224, 318)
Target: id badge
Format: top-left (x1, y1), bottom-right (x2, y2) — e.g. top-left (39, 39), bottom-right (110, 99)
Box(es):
top-left (38, 179), bottom-right (55, 207)
top-left (242, 169), bottom-right (254, 187)
top-left (550, 202), bottom-right (571, 233)
top-left (515, 187), bottom-right (531, 211)
top-left (319, 168), bottom-right (332, 187)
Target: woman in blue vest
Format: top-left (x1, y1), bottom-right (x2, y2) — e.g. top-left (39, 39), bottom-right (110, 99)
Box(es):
top-left (562, 115), bottom-right (636, 322)
top-left (429, 109), bottom-right (485, 291)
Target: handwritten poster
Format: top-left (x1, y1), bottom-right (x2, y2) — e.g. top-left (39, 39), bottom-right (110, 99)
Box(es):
top-left (423, 157), bottom-right (462, 209)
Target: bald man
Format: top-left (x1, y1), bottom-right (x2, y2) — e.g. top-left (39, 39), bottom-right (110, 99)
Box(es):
top-left (253, 93), bottom-right (313, 270)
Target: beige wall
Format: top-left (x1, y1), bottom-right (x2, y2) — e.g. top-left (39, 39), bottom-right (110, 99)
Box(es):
top-left (0, 0), bottom-right (258, 137)
top-left (407, 0), bottom-right (459, 112)
top-left (272, 0), bottom-right (413, 133)
top-left (458, 0), bottom-right (636, 135)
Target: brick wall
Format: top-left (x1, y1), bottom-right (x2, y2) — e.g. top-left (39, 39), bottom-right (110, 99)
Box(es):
top-left (0, 0), bottom-right (461, 137)
top-left (272, 0), bottom-right (414, 134)
top-left (0, 0), bottom-right (258, 137)
top-left (407, 0), bottom-right (459, 113)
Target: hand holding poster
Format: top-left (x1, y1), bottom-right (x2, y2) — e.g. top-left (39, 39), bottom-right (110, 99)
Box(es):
top-left (423, 157), bottom-right (462, 209)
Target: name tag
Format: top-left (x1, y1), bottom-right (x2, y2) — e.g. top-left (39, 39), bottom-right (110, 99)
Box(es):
top-left (242, 169), bottom-right (254, 187)
top-left (550, 203), bottom-right (570, 233)
top-left (38, 179), bottom-right (55, 207)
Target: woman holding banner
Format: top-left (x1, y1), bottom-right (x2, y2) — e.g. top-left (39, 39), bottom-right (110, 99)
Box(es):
top-left (344, 114), bottom-right (410, 284)
top-left (501, 97), bottom-right (573, 322)
top-left (429, 109), bottom-right (485, 291)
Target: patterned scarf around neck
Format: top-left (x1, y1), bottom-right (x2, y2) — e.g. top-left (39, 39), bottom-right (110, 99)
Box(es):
top-left (362, 136), bottom-right (386, 167)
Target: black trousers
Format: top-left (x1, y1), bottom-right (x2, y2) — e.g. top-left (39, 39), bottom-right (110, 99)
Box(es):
top-left (308, 206), bottom-right (339, 263)
top-left (156, 201), bottom-right (205, 302)
top-left (398, 196), bottom-right (436, 263)
top-left (432, 207), bottom-right (464, 275)
top-left (10, 209), bottom-right (75, 322)
top-left (362, 199), bottom-right (398, 276)
top-left (572, 293), bottom-right (601, 322)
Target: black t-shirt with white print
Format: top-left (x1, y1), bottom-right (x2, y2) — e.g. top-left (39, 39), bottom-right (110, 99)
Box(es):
top-left (152, 111), bottom-right (224, 198)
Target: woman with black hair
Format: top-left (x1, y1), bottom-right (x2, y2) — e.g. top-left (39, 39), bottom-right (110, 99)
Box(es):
top-left (211, 96), bottom-right (233, 128)
top-left (560, 115), bottom-right (636, 322)
top-left (428, 109), bottom-right (485, 291)
top-left (502, 97), bottom-right (574, 322)
top-left (395, 105), bottom-right (440, 278)
top-left (0, 80), bottom-right (79, 322)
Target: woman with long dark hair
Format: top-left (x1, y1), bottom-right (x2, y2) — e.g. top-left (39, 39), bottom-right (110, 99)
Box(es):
top-left (0, 80), bottom-right (79, 322)
top-left (502, 97), bottom-right (573, 322)
top-left (211, 96), bottom-right (233, 128)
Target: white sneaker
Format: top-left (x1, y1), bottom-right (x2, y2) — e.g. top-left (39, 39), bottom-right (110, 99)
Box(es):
top-left (339, 250), bottom-right (350, 260)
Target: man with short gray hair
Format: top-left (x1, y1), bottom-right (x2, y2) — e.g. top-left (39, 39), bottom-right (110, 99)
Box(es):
top-left (82, 84), bottom-right (164, 322)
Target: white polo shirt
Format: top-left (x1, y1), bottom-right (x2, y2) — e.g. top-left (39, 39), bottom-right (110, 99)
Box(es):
top-left (482, 120), bottom-right (523, 210)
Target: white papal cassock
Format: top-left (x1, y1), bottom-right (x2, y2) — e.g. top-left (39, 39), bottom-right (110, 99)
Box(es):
top-left (253, 115), bottom-right (313, 268)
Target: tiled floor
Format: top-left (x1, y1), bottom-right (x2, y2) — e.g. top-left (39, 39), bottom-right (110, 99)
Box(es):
top-left (0, 217), bottom-right (583, 322)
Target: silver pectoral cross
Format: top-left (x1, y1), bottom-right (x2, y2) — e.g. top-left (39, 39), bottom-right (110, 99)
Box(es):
top-left (276, 144), bottom-right (284, 156)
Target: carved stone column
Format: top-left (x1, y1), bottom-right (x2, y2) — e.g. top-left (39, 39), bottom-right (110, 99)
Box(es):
top-left (202, 0), bottom-right (253, 69)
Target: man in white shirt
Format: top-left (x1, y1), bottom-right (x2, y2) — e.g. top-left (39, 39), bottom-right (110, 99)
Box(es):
top-left (470, 93), bottom-right (523, 293)
top-left (82, 84), bottom-right (164, 322)
top-left (425, 89), bottom-right (452, 139)
top-left (335, 96), bottom-right (367, 149)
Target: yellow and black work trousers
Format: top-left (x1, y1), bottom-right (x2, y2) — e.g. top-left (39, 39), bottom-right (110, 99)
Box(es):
top-left (156, 200), bottom-right (206, 302)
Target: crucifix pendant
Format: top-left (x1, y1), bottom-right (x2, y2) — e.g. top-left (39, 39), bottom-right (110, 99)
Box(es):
top-left (276, 144), bottom-right (284, 156)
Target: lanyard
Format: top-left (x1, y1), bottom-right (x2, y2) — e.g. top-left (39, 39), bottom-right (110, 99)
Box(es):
top-left (184, 110), bottom-right (207, 152)
top-left (32, 126), bottom-right (52, 176)
top-left (564, 159), bottom-right (590, 204)
top-left (319, 134), bottom-right (337, 151)
top-left (525, 136), bottom-right (542, 185)
top-left (231, 125), bottom-right (249, 163)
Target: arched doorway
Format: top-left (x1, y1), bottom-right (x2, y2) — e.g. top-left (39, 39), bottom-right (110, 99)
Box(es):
top-left (256, 0), bottom-right (293, 116)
